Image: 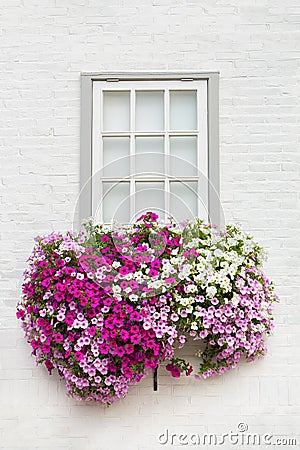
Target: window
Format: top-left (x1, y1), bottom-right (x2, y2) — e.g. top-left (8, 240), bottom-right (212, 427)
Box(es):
top-left (80, 73), bottom-right (219, 225)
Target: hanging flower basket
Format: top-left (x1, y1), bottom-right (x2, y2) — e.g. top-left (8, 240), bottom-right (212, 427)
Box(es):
top-left (16, 212), bottom-right (278, 405)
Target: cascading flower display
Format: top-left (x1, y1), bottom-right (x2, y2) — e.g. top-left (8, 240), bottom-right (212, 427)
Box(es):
top-left (16, 212), bottom-right (278, 405)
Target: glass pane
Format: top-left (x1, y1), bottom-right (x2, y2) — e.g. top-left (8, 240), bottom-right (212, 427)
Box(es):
top-left (103, 91), bottom-right (130, 131)
top-left (170, 181), bottom-right (198, 220)
top-left (170, 136), bottom-right (197, 176)
top-left (102, 182), bottom-right (130, 223)
top-left (135, 182), bottom-right (164, 218)
top-left (103, 137), bottom-right (130, 178)
top-left (135, 91), bottom-right (164, 131)
top-left (135, 137), bottom-right (164, 177)
top-left (170, 90), bottom-right (197, 131)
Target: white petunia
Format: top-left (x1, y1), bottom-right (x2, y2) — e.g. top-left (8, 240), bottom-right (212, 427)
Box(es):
top-left (112, 261), bottom-right (121, 268)
top-left (206, 285), bottom-right (217, 298)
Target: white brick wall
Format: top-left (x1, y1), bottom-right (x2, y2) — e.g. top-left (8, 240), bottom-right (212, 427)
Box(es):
top-left (1, 1), bottom-right (299, 449)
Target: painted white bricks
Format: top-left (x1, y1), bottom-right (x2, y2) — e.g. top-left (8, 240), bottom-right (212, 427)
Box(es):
top-left (0, 1), bottom-right (299, 449)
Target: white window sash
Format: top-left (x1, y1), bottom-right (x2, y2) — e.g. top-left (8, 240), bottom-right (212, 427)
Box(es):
top-left (92, 79), bottom-right (208, 223)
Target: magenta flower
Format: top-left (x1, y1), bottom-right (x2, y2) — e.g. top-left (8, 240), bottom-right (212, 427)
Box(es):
top-left (54, 333), bottom-right (64, 343)
top-left (45, 360), bottom-right (53, 373)
top-left (99, 343), bottom-right (110, 354)
top-left (120, 330), bottom-right (129, 341)
top-left (74, 352), bottom-right (85, 361)
top-left (119, 266), bottom-right (129, 275)
top-left (130, 334), bottom-right (141, 345)
top-left (125, 344), bottom-right (134, 354)
top-left (130, 311), bottom-right (141, 322)
top-left (16, 309), bottom-right (24, 320)
top-left (123, 367), bottom-right (134, 378)
top-left (114, 347), bottom-right (125, 357)
top-left (171, 367), bottom-right (181, 378)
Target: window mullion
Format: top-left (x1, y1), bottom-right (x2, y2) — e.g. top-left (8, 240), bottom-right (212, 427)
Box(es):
top-left (92, 85), bottom-right (102, 221)
top-left (130, 88), bottom-right (135, 220)
top-left (100, 131), bottom-right (201, 137)
top-left (99, 89), bottom-right (104, 222)
top-left (164, 88), bottom-right (170, 220)
top-left (130, 179), bottom-right (135, 222)
top-left (165, 178), bottom-right (170, 222)
top-left (197, 82), bottom-right (208, 221)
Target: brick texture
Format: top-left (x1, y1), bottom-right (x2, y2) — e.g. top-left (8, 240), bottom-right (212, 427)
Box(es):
top-left (0, 1), bottom-right (299, 449)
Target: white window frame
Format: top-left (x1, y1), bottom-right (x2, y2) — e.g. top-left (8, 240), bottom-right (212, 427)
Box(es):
top-left (80, 72), bottom-right (220, 226)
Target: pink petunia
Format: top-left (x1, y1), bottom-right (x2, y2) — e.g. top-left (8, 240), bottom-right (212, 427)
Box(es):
top-left (130, 334), bottom-right (141, 344)
top-left (125, 344), bottom-right (134, 354)
top-left (123, 367), bottom-right (134, 379)
top-left (130, 325), bottom-right (139, 334)
top-left (54, 333), bottom-right (64, 343)
top-left (119, 330), bottom-right (129, 341)
top-left (130, 311), bottom-right (141, 322)
top-left (114, 347), bottom-right (125, 357)
top-left (45, 360), bottom-right (53, 373)
top-left (74, 352), bottom-right (85, 361)
top-left (171, 367), bottom-right (181, 378)
top-left (119, 266), bottom-right (129, 275)
top-left (99, 343), bottom-right (110, 354)
top-left (16, 310), bottom-right (24, 320)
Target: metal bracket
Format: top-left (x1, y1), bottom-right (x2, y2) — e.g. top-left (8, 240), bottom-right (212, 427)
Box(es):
top-left (153, 367), bottom-right (158, 391)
